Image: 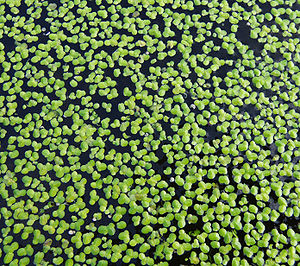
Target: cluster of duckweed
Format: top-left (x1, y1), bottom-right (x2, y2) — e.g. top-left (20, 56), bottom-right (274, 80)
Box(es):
top-left (0, 0), bottom-right (299, 265)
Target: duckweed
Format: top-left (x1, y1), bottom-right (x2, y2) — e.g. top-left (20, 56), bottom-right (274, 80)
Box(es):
top-left (0, 0), bottom-right (299, 265)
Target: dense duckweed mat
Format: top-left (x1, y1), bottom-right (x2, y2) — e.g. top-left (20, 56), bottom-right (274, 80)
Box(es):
top-left (0, 0), bottom-right (299, 265)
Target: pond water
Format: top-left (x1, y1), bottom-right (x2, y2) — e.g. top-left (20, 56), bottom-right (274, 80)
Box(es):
top-left (0, 0), bottom-right (299, 265)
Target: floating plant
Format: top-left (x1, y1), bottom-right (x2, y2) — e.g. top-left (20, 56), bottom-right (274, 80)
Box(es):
top-left (0, 0), bottom-right (299, 265)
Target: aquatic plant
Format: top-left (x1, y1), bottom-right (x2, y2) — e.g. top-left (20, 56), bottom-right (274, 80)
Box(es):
top-left (0, 0), bottom-right (299, 265)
